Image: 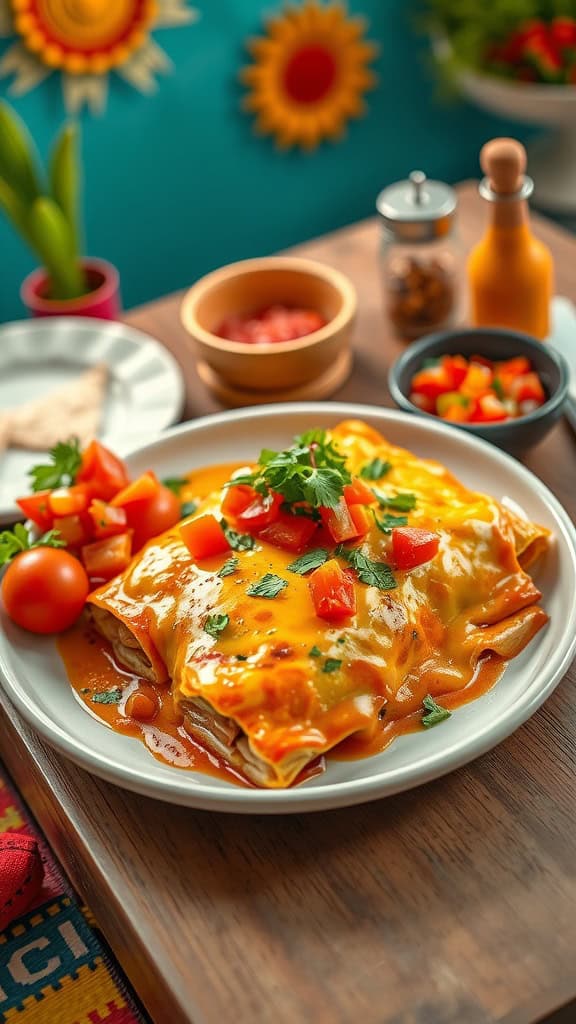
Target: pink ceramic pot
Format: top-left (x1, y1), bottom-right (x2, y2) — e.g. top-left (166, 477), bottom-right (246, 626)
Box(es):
top-left (21, 258), bottom-right (121, 320)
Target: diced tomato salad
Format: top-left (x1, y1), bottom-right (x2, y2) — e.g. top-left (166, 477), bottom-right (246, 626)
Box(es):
top-left (409, 354), bottom-right (547, 424)
top-left (216, 305), bottom-right (327, 345)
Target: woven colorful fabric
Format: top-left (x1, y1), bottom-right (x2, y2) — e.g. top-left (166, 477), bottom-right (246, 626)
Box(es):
top-left (0, 762), bottom-right (148, 1024)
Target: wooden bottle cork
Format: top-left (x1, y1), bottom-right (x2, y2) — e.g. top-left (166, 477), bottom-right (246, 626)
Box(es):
top-left (480, 138), bottom-right (526, 195)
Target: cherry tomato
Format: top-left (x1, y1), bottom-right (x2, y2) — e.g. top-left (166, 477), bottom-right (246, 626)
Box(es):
top-left (2, 548), bottom-right (89, 634)
top-left (125, 485), bottom-right (182, 550)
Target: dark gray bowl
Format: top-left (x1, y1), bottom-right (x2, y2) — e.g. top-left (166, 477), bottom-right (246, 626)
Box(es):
top-left (388, 328), bottom-right (569, 455)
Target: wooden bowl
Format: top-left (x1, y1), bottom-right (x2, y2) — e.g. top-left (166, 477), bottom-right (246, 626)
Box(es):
top-left (180, 257), bottom-right (356, 404)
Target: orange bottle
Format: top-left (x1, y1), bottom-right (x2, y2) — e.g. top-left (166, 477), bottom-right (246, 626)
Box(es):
top-left (467, 138), bottom-right (553, 339)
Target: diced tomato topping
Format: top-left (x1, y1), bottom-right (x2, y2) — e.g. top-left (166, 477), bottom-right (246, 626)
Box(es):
top-left (469, 394), bottom-right (508, 423)
top-left (88, 500), bottom-right (128, 539)
top-left (236, 491), bottom-right (282, 533)
top-left (221, 484), bottom-right (257, 520)
top-left (82, 533), bottom-right (132, 581)
top-left (52, 513), bottom-right (92, 548)
top-left (510, 372), bottom-right (546, 404)
top-left (16, 491), bottom-right (54, 531)
top-left (443, 354), bottom-right (468, 388)
top-left (110, 471), bottom-right (159, 508)
top-left (216, 306), bottom-right (326, 345)
top-left (48, 485), bottom-right (89, 518)
top-left (410, 363), bottom-right (454, 400)
top-left (77, 441), bottom-right (129, 501)
top-left (392, 527), bottom-right (439, 570)
top-left (461, 362), bottom-right (493, 398)
top-left (347, 503), bottom-right (372, 538)
top-left (442, 404), bottom-right (469, 423)
top-left (343, 477), bottom-right (376, 506)
top-left (179, 514), bottom-right (230, 560)
top-left (320, 498), bottom-right (359, 543)
top-left (409, 392), bottom-right (436, 414)
top-left (494, 356), bottom-right (531, 378)
top-left (308, 559), bottom-right (356, 621)
top-left (258, 512), bottom-right (318, 553)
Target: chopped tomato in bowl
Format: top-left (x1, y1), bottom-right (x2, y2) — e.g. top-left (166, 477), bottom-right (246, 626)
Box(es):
top-left (216, 306), bottom-right (327, 345)
top-left (388, 328), bottom-right (569, 455)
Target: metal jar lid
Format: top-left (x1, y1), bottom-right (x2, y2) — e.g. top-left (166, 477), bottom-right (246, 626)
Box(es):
top-left (376, 171), bottom-right (457, 242)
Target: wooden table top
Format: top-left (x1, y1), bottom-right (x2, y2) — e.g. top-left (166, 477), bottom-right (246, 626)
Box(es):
top-left (1, 182), bottom-right (576, 1024)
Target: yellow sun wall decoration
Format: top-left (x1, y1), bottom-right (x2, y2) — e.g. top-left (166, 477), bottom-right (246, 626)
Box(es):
top-left (242, 0), bottom-right (378, 151)
top-left (0, 0), bottom-right (198, 113)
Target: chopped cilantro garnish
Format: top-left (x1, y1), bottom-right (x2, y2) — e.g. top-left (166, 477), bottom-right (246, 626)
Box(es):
top-left (163, 476), bottom-right (188, 495)
top-left (204, 613), bottom-right (230, 638)
top-left (246, 573), bottom-right (288, 599)
top-left (180, 501), bottom-right (198, 519)
top-left (221, 520), bottom-right (255, 551)
top-left (336, 545), bottom-right (397, 591)
top-left (492, 377), bottom-right (505, 400)
top-left (236, 654), bottom-right (248, 661)
top-left (217, 556), bottom-right (239, 578)
top-left (322, 658), bottom-right (342, 673)
top-left (337, 636), bottom-right (346, 644)
top-left (29, 438), bottom-right (82, 492)
top-left (373, 510), bottom-right (408, 533)
top-left (359, 458), bottom-right (392, 481)
top-left (309, 645), bottom-right (322, 657)
top-left (421, 694), bottom-right (451, 728)
top-left (373, 490), bottom-right (417, 512)
top-left (0, 524), bottom-right (65, 566)
top-left (230, 429), bottom-right (351, 511)
top-left (286, 548), bottom-right (330, 575)
top-left (92, 689), bottom-right (122, 705)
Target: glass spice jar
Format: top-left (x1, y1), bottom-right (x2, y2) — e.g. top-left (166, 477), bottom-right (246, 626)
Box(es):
top-left (376, 171), bottom-right (463, 341)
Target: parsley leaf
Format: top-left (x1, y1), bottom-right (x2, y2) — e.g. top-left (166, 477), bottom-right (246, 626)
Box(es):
top-left (337, 636), bottom-right (346, 644)
top-left (373, 490), bottom-right (417, 512)
top-left (217, 556), bottom-right (239, 578)
top-left (92, 689), bottom-right (122, 705)
top-left (0, 525), bottom-right (65, 566)
top-left (492, 377), bottom-right (505, 401)
top-left (421, 694), bottom-right (451, 728)
top-left (231, 429), bottom-right (351, 511)
top-left (163, 477), bottom-right (188, 495)
top-left (286, 548), bottom-right (329, 575)
top-left (28, 438), bottom-right (82, 492)
top-left (373, 511), bottom-right (408, 533)
top-left (180, 501), bottom-right (198, 519)
top-left (236, 654), bottom-right (248, 661)
top-left (221, 520), bottom-right (255, 552)
top-left (309, 645), bottom-right (322, 657)
top-left (359, 458), bottom-right (392, 481)
top-left (336, 545), bottom-right (397, 591)
top-left (322, 658), bottom-right (342, 673)
top-left (204, 613), bottom-right (230, 638)
top-left (246, 574), bottom-right (288, 599)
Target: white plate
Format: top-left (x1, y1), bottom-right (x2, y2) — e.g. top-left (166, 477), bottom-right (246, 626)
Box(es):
top-left (1, 403), bottom-right (575, 814)
top-left (0, 317), bottom-right (184, 524)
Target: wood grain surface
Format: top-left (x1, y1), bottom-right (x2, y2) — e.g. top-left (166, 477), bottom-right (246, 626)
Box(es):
top-left (1, 182), bottom-right (575, 1024)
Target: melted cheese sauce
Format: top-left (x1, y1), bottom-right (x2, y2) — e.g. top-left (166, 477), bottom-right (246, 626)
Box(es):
top-left (57, 435), bottom-right (532, 788)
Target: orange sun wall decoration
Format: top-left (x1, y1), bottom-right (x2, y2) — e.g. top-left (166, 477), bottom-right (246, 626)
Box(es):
top-left (242, 1), bottom-right (378, 151)
top-left (0, 0), bottom-right (197, 113)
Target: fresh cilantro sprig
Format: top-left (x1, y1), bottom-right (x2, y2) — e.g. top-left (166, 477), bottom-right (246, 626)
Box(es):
top-left (28, 438), bottom-right (82, 493)
top-left (286, 548), bottom-right (329, 575)
top-left (373, 511), bottom-right (408, 534)
top-left (180, 501), bottom-right (198, 519)
top-left (231, 429), bottom-right (351, 511)
top-left (0, 524), bottom-right (65, 567)
top-left (204, 613), bottom-right (230, 638)
top-left (322, 658), bottom-right (342, 673)
top-left (359, 458), bottom-right (392, 481)
top-left (221, 520), bottom-right (255, 552)
top-left (421, 695), bottom-right (451, 728)
top-left (336, 545), bottom-right (397, 591)
top-left (373, 490), bottom-right (417, 512)
top-left (309, 645), bottom-right (322, 657)
top-left (217, 556), bottom-right (239, 578)
top-left (246, 574), bottom-right (288, 599)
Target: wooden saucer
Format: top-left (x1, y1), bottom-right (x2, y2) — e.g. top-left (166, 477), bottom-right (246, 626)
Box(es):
top-left (196, 348), bottom-right (353, 407)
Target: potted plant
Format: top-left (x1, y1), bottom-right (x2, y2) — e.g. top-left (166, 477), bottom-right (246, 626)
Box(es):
top-left (0, 101), bottom-right (121, 319)
top-left (423, 1), bottom-right (576, 212)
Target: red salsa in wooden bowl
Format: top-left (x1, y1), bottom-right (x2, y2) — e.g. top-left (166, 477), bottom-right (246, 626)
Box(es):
top-left (215, 305), bottom-right (327, 344)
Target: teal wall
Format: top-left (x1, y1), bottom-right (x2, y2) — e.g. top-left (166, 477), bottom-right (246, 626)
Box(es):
top-left (0, 0), bottom-right (523, 322)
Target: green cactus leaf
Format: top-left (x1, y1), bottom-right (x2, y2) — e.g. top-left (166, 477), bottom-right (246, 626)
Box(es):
top-left (50, 122), bottom-right (81, 252)
top-left (28, 197), bottom-right (86, 300)
top-left (0, 101), bottom-right (42, 205)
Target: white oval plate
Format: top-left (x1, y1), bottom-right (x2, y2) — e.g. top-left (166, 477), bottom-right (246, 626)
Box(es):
top-left (1, 404), bottom-right (575, 814)
top-left (0, 317), bottom-right (184, 525)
